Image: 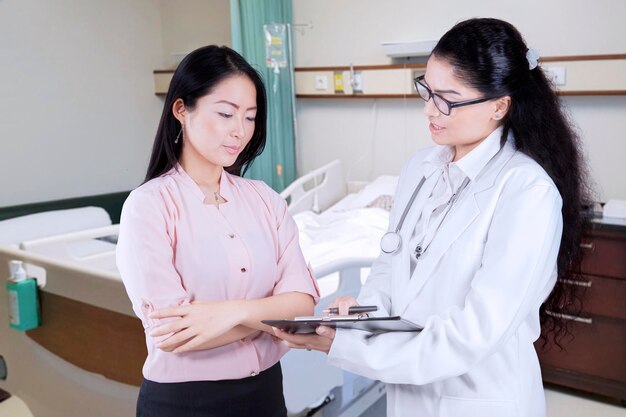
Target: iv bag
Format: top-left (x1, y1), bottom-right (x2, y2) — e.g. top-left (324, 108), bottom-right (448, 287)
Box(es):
top-left (264, 23), bottom-right (288, 68)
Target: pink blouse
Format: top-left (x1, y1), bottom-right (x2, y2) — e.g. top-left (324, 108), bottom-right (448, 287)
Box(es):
top-left (116, 166), bottom-right (319, 383)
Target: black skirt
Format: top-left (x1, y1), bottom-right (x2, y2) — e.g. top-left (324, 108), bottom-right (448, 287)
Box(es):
top-left (137, 362), bottom-right (287, 417)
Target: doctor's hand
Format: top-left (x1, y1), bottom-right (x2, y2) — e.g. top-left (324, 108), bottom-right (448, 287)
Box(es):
top-left (272, 325), bottom-right (336, 354)
top-left (149, 300), bottom-right (247, 353)
top-left (327, 296), bottom-right (360, 315)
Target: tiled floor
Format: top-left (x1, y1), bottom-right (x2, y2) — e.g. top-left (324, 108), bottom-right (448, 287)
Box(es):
top-left (360, 386), bottom-right (626, 417)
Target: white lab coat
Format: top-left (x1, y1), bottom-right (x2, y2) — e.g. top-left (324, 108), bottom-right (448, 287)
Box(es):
top-left (328, 130), bottom-right (563, 417)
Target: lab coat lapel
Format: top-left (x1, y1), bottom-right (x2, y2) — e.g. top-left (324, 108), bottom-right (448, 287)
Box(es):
top-left (389, 173), bottom-right (440, 315)
top-left (397, 142), bottom-right (517, 315)
top-left (397, 193), bottom-right (480, 313)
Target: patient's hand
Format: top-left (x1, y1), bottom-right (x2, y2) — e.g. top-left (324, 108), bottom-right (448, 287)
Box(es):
top-left (149, 300), bottom-right (248, 353)
top-left (272, 326), bottom-right (336, 354)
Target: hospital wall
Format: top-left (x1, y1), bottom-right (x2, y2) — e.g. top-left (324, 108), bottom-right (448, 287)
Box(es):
top-left (159, 0), bottom-right (231, 68)
top-left (0, 0), bottom-right (230, 207)
top-left (292, 0), bottom-right (626, 201)
top-left (2, 1), bottom-right (625, 207)
top-left (1, 0), bottom-right (161, 207)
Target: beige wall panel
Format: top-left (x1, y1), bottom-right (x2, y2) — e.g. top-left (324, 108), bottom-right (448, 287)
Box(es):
top-left (543, 60), bottom-right (626, 92)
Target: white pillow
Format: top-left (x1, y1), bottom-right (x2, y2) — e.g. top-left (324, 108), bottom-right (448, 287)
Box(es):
top-left (344, 175), bottom-right (399, 210)
top-left (0, 206), bottom-right (112, 246)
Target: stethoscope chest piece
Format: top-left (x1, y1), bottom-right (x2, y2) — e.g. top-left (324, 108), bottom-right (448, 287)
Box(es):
top-left (380, 231), bottom-right (402, 254)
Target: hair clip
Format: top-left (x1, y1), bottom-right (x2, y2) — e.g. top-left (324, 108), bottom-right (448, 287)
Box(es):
top-left (526, 48), bottom-right (540, 70)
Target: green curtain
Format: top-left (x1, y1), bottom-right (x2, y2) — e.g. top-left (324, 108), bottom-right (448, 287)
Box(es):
top-left (230, 0), bottom-right (296, 192)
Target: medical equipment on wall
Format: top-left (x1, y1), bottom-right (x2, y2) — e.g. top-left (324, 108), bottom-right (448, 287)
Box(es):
top-left (349, 64), bottom-right (363, 94)
top-left (380, 39), bottom-right (438, 58)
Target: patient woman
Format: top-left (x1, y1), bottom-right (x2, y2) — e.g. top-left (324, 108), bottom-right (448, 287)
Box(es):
top-left (273, 18), bottom-right (589, 417)
top-left (116, 45), bottom-right (319, 417)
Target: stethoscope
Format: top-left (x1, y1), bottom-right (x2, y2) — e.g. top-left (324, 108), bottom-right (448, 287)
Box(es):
top-left (380, 143), bottom-right (505, 256)
top-left (380, 175), bottom-right (470, 255)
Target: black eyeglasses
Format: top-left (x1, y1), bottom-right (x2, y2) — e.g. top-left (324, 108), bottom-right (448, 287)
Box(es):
top-left (413, 75), bottom-right (496, 116)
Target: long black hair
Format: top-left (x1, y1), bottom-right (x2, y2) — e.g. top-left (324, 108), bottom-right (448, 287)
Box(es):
top-left (432, 18), bottom-right (591, 348)
top-left (145, 45), bottom-right (267, 182)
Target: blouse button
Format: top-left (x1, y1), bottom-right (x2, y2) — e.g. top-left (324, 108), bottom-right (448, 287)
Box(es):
top-left (142, 302), bottom-right (150, 310)
top-left (241, 267), bottom-right (247, 273)
top-left (250, 371), bottom-right (257, 377)
top-left (228, 233), bottom-right (235, 238)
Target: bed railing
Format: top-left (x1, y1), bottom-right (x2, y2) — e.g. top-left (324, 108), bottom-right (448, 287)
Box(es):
top-left (282, 256), bottom-right (377, 416)
top-left (280, 160), bottom-right (346, 215)
top-left (313, 257), bottom-right (374, 307)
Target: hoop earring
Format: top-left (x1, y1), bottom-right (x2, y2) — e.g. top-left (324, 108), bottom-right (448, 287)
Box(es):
top-left (174, 126), bottom-right (183, 144)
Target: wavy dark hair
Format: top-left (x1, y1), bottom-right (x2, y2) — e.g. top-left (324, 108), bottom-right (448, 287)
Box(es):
top-left (432, 18), bottom-right (590, 348)
top-left (145, 45), bottom-right (267, 182)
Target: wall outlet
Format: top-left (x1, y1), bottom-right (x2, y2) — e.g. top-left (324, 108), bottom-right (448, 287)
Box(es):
top-left (545, 66), bottom-right (566, 86)
top-left (351, 71), bottom-right (364, 93)
top-left (315, 75), bottom-right (328, 91)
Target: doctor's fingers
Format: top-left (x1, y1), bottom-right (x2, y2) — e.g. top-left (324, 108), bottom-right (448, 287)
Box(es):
top-left (316, 325), bottom-right (336, 340)
top-left (290, 334), bottom-right (333, 353)
top-left (285, 339), bottom-right (329, 353)
top-left (328, 296), bottom-right (359, 315)
top-left (272, 327), bottom-right (314, 344)
top-left (273, 328), bottom-right (333, 353)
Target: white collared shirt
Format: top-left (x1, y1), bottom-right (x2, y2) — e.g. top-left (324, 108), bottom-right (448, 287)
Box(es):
top-left (409, 127), bottom-right (504, 275)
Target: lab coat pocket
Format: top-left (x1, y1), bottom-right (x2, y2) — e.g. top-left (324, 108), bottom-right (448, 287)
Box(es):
top-left (438, 396), bottom-right (517, 417)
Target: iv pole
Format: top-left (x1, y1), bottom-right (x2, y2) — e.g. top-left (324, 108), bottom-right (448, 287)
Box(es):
top-left (285, 21), bottom-right (313, 183)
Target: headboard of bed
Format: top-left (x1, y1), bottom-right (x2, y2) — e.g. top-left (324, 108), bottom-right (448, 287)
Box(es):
top-left (0, 191), bottom-right (130, 224)
top-left (280, 160), bottom-right (346, 215)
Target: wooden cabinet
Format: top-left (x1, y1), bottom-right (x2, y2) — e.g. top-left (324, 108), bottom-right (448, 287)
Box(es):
top-left (536, 221), bottom-right (626, 402)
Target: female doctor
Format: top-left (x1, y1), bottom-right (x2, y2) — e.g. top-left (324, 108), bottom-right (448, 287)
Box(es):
top-left (273, 18), bottom-right (589, 417)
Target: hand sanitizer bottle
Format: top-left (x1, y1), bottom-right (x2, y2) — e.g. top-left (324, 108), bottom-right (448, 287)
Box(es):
top-left (6, 260), bottom-right (40, 331)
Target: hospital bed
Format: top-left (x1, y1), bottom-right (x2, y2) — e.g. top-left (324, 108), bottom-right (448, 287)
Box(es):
top-left (0, 207), bottom-right (140, 417)
top-left (0, 162), bottom-right (398, 417)
top-left (281, 160), bottom-right (397, 299)
top-left (279, 160), bottom-right (398, 416)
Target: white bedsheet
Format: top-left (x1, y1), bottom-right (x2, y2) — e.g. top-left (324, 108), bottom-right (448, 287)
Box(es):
top-left (294, 175), bottom-right (398, 297)
top-left (330, 175), bottom-right (398, 212)
top-left (295, 207), bottom-right (390, 298)
top-left (294, 175), bottom-right (397, 298)
top-left (296, 207), bottom-right (389, 269)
